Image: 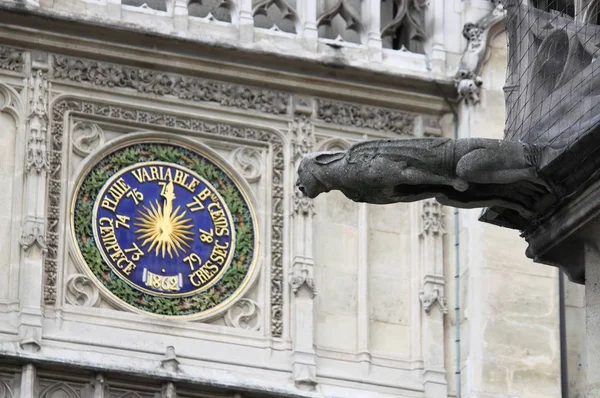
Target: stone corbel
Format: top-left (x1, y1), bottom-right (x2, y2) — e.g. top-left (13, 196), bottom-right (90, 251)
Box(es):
top-left (19, 216), bottom-right (47, 253)
top-left (161, 346), bottom-right (180, 372)
top-left (419, 284), bottom-right (448, 315)
top-left (454, 0), bottom-right (506, 105)
top-left (289, 258), bottom-right (316, 298)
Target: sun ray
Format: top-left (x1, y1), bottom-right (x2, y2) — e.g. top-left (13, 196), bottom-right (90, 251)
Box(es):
top-left (134, 198), bottom-right (196, 260)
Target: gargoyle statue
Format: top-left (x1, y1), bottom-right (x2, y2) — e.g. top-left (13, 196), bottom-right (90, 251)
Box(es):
top-left (296, 138), bottom-right (550, 217)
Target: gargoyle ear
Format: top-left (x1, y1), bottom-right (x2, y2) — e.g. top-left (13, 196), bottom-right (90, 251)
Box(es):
top-left (314, 152), bottom-right (345, 165)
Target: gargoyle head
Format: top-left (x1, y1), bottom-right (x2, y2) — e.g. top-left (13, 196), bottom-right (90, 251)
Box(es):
top-left (296, 151), bottom-right (346, 198)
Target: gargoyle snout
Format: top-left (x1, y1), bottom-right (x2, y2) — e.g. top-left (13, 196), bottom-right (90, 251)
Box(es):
top-left (295, 179), bottom-right (308, 196)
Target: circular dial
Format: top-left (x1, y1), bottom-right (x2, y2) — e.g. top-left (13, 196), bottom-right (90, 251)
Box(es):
top-left (92, 161), bottom-right (236, 297)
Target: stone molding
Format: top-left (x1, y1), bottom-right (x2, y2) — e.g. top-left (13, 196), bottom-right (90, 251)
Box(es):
top-left (315, 98), bottom-right (415, 135)
top-left (454, 0), bottom-right (506, 104)
top-left (0, 45), bottom-right (25, 73)
top-left (44, 98), bottom-right (285, 338)
top-left (52, 55), bottom-right (290, 115)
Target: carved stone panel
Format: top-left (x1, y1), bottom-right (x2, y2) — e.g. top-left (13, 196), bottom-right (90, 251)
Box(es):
top-left (48, 99), bottom-right (284, 337)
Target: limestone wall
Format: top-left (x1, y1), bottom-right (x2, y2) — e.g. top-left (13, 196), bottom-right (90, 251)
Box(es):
top-left (0, 1), bottom-right (568, 398)
top-left (456, 32), bottom-right (562, 398)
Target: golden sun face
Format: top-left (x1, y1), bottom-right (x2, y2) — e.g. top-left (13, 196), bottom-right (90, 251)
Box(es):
top-left (134, 181), bottom-right (195, 259)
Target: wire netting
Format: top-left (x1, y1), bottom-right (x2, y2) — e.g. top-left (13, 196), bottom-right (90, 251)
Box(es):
top-left (504, 0), bottom-right (600, 188)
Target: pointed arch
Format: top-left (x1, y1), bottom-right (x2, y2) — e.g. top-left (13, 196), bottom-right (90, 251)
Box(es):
top-left (39, 382), bottom-right (80, 398)
top-left (0, 82), bottom-right (24, 125)
top-left (317, 137), bottom-right (352, 151)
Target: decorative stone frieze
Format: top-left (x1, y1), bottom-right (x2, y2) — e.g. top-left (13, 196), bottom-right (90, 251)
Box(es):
top-left (0, 45), bottom-right (24, 73)
top-left (44, 99), bottom-right (285, 336)
top-left (65, 274), bottom-right (100, 307)
top-left (52, 55), bottom-right (290, 115)
top-left (315, 98), bottom-right (415, 135)
top-left (225, 299), bottom-right (261, 331)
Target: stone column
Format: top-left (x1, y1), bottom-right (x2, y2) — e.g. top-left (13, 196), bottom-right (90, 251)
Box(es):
top-left (356, 203), bottom-right (371, 371)
top-left (362, 0), bottom-right (382, 62)
top-left (298, 0), bottom-right (318, 50)
top-left (583, 221), bottom-right (600, 397)
top-left (426, 0), bottom-right (446, 74)
top-left (288, 107), bottom-right (317, 390)
top-left (18, 57), bottom-right (50, 353)
top-left (173, 0), bottom-right (188, 31)
top-left (238, 0), bottom-right (254, 43)
top-left (418, 199), bottom-right (448, 397)
top-left (20, 363), bottom-right (37, 397)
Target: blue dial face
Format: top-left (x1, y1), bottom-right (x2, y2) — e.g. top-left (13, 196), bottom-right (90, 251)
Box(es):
top-left (92, 161), bottom-right (236, 297)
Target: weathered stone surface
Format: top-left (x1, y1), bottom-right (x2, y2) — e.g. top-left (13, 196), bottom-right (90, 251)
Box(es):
top-left (297, 137), bottom-right (549, 217)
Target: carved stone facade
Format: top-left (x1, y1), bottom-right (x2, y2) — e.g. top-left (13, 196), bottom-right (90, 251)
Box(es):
top-left (0, 1), bottom-right (563, 397)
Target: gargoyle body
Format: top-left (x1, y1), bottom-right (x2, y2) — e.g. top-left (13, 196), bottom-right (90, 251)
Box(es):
top-left (296, 138), bottom-right (549, 217)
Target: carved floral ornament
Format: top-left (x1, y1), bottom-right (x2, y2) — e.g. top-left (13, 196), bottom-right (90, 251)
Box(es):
top-left (52, 55), bottom-right (290, 115)
top-left (0, 45), bottom-right (24, 73)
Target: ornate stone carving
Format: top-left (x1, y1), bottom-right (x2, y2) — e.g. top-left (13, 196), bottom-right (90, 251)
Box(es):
top-left (65, 274), bottom-right (100, 307)
top-left (39, 382), bottom-right (82, 398)
top-left (381, 0), bottom-right (428, 53)
top-left (290, 114), bottom-right (315, 160)
top-left (45, 99), bottom-right (285, 336)
top-left (72, 121), bottom-right (105, 156)
top-left (293, 188), bottom-right (315, 216)
top-left (289, 259), bottom-right (315, 298)
top-left (454, 2), bottom-right (506, 105)
top-left (317, 0), bottom-right (365, 44)
top-left (316, 99), bottom-right (415, 135)
top-left (297, 138), bottom-right (549, 218)
top-left (53, 56), bottom-right (290, 115)
top-left (231, 147), bottom-right (262, 182)
top-left (253, 0), bottom-right (299, 33)
top-left (421, 199), bottom-right (443, 235)
top-left (188, 0), bottom-right (234, 22)
top-left (419, 284), bottom-right (447, 314)
top-left (25, 70), bottom-right (50, 174)
top-left (19, 216), bottom-right (47, 253)
top-left (0, 45), bottom-right (24, 73)
top-left (0, 379), bottom-right (14, 398)
top-left (225, 299), bottom-right (261, 331)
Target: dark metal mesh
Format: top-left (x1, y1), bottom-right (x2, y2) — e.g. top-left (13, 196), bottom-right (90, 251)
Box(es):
top-left (504, 0), bottom-right (600, 188)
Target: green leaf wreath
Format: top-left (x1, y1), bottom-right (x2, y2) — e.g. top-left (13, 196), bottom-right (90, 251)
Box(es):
top-left (73, 143), bottom-right (256, 316)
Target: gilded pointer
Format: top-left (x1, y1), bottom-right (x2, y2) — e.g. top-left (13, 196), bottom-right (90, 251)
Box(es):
top-left (92, 161), bottom-right (236, 297)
